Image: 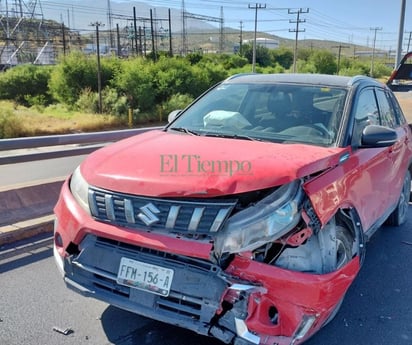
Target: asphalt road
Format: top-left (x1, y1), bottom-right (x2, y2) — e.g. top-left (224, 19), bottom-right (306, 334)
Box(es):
top-left (0, 155), bottom-right (86, 188)
top-left (1, 209), bottom-right (411, 345)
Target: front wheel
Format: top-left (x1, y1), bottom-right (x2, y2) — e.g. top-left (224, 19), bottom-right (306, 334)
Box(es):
top-left (335, 225), bottom-right (354, 269)
top-left (386, 169), bottom-right (411, 227)
top-left (323, 225), bottom-right (354, 327)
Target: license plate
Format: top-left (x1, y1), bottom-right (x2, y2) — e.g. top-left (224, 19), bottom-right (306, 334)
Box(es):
top-left (117, 257), bottom-right (174, 297)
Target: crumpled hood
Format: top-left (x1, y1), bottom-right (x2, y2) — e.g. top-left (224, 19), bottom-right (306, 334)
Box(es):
top-left (80, 130), bottom-right (349, 197)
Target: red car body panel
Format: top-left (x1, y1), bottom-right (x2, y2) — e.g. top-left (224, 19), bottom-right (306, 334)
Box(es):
top-left (305, 125), bottom-right (410, 230)
top-left (81, 130), bottom-right (348, 198)
top-left (227, 255), bottom-right (359, 343)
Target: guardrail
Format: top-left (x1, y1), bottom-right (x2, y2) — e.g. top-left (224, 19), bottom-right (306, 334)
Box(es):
top-left (0, 126), bottom-right (163, 165)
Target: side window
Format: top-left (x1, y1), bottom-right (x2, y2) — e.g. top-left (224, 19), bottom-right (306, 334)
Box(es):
top-left (375, 89), bottom-right (398, 128)
top-left (386, 90), bottom-right (406, 125)
top-left (352, 88), bottom-right (379, 146)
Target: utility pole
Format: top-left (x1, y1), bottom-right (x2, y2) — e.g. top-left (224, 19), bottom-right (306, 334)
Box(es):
top-left (139, 26), bottom-right (144, 56)
top-left (90, 22), bottom-right (104, 114)
top-left (289, 8), bottom-right (309, 73)
top-left (61, 23), bottom-right (66, 56)
top-left (150, 9), bottom-right (156, 60)
top-left (406, 31), bottom-right (412, 53)
top-left (168, 8), bottom-right (173, 57)
top-left (107, 0), bottom-right (113, 48)
top-left (133, 7), bottom-right (138, 55)
top-left (116, 23), bottom-right (121, 57)
top-left (370, 27), bottom-right (382, 77)
top-left (248, 3), bottom-right (266, 73)
top-left (219, 6), bottom-right (224, 53)
top-left (239, 21), bottom-right (243, 55)
top-left (395, 0), bottom-right (406, 67)
top-left (181, 0), bottom-right (187, 55)
top-left (332, 44), bottom-right (350, 74)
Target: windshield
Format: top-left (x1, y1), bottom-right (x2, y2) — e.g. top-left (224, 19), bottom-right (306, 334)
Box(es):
top-left (169, 82), bottom-right (348, 147)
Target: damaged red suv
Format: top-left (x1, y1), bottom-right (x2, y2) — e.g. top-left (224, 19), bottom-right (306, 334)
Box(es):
top-left (54, 74), bottom-right (412, 345)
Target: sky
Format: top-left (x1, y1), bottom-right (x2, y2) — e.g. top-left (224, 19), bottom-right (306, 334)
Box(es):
top-left (6, 0), bottom-right (410, 51)
top-left (153, 0), bottom-right (411, 51)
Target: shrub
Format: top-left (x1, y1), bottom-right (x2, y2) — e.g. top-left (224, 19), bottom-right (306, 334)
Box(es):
top-left (186, 52), bottom-right (203, 65)
top-left (296, 60), bottom-right (316, 73)
top-left (0, 65), bottom-right (53, 106)
top-left (309, 50), bottom-right (337, 74)
top-left (49, 52), bottom-right (120, 106)
top-left (370, 63), bottom-right (392, 78)
top-left (338, 61), bottom-right (370, 76)
top-left (76, 87), bottom-right (128, 116)
top-left (113, 58), bottom-right (155, 112)
top-left (159, 93), bottom-right (194, 117)
top-left (75, 88), bottom-right (98, 113)
top-left (0, 110), bottom-right (26, 138)
top-left (271, 48), bottom-right (294, 69)
top-left (223, 54), bottom-right (249, 69)
top-left (49, 52), bottom-right (97, 105)
top-left (241, 43), bottom-right (272, 67)
top-left (150, 56), bottom-right (198, 103)
top-left (101, 88), bottom-right (128, 116)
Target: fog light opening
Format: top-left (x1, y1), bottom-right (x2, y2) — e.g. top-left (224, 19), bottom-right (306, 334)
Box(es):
top-left (268, 305), bottom-right (279, 325)
top-left (54, 232), bottom-right (63, 248)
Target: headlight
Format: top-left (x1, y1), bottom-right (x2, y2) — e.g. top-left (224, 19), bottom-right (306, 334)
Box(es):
top-left (70, 166), bottom-right (91, 214)
top-left (214, 181), bottom-right (303, 255)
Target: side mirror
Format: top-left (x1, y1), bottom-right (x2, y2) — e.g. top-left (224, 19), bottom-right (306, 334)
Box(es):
top-left (361, 125), bottom-right (398, 148)
top-left (168, 110), bottom-right (182, 123)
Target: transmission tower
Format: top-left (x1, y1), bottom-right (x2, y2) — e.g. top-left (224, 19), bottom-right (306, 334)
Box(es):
top-left (0, 0), bottom-right (43, 20)
top-left (0, 0), bottom-right (54, 66)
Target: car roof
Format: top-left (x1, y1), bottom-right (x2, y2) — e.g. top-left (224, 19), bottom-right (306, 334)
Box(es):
top-left (224, 73), bottom-right (381, 89)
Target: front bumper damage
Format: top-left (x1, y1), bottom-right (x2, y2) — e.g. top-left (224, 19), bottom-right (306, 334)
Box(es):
top-left (54, 181), bottom-right (360, 345)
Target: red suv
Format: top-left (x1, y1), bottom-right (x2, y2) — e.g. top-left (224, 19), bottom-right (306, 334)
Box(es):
top-left (54, 74), bottom-right (412, 345)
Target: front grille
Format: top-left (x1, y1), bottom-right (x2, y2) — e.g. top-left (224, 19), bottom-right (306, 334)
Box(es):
top-left (88, 187), bottom-right (236, 234)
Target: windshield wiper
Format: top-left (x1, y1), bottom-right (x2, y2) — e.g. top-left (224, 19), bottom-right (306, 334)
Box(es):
top-left (169, 127), bottom-right (200, 136)
top-left (204, 132), bottom-right (260, 141)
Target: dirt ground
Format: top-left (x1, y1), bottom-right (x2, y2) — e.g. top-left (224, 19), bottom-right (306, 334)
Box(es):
top-left (395, 92), bottom-right (412, 122)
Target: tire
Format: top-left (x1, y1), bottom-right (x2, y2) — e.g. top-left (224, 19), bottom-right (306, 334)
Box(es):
top-left (386, 170), bottom-right (411, 227)
top-left (323, 225), bottom-right (354, 327)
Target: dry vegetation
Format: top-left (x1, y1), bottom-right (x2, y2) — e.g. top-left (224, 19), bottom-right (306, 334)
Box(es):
top-left (0, 101), bottom-right (127, 137)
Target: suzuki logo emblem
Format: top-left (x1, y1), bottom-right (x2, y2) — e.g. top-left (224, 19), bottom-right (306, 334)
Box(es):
top-left (137, 203), bottom-right (160, 226)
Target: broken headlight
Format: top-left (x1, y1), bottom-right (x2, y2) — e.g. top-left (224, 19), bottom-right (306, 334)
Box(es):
top-left (214, 180), bottom-right (303, 255)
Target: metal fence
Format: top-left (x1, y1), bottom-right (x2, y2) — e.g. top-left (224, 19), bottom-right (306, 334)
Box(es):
top-left (0, 127), bottom-right (162, 165)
